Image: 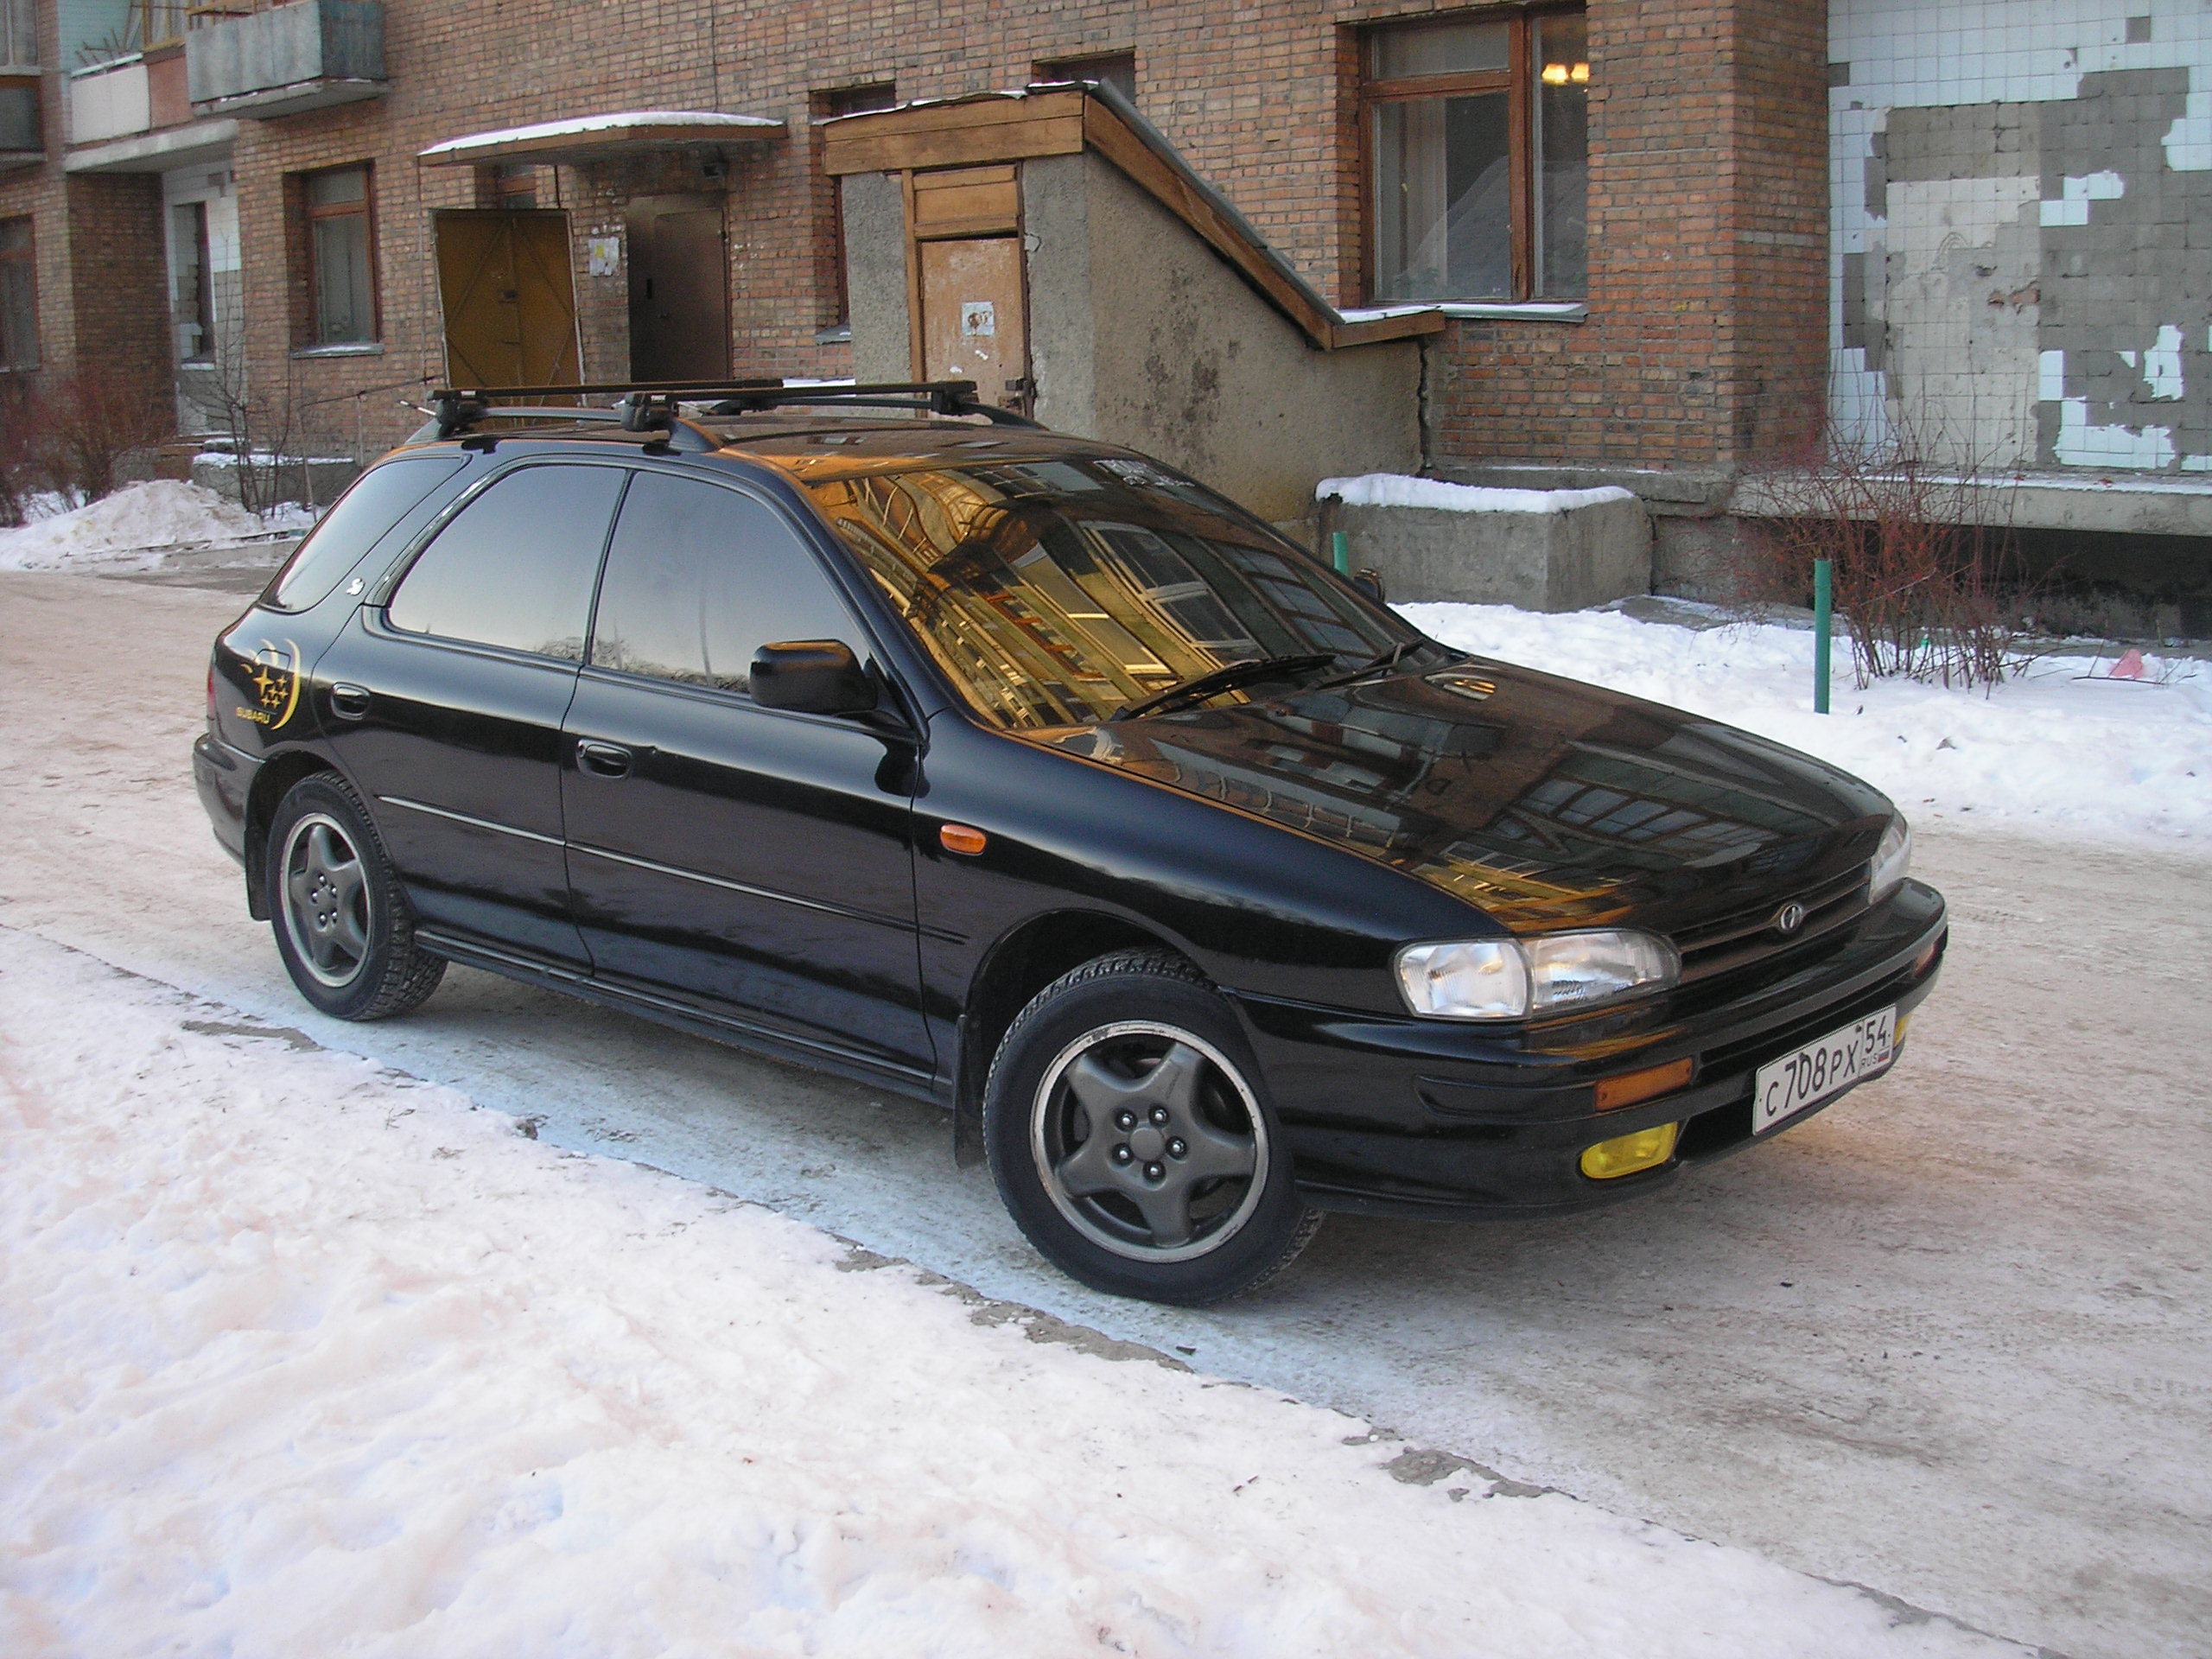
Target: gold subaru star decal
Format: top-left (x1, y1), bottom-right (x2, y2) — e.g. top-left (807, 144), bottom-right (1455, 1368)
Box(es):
top-left (245, 639), bottom-right (303, 732)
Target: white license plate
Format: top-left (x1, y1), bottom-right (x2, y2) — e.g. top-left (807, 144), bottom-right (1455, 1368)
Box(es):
top-left (1752, 1007), bottom-right (1896, 1135)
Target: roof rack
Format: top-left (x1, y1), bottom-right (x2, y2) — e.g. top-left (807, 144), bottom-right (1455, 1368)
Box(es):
top-left (415, 378), bottom-right (1040, 442)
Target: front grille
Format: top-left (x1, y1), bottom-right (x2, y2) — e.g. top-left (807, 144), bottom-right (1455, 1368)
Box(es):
top-left (1675, 865), bottom-right (1868, 984)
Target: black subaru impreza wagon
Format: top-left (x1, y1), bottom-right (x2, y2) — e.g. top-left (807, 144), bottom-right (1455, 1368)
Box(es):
top-left (194, 380), bottom-right (1946, 1305)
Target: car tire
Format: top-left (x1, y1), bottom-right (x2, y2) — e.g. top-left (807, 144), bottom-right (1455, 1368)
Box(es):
top-left (983, 948), bottom-right (1322, 1305)
top-left (265, 772), bottom-right (446, 1021)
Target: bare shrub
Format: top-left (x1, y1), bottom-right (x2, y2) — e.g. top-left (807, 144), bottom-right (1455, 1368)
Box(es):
top-left (35, 365), bottom-right (173, 504)
top-left (1732, 413), bottom-right (2032, 690)
top-left (0, 375), bottom-right (37, 526)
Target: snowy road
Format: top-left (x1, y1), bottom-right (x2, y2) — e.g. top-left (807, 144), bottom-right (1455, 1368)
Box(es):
top-left (4, 570), bottom-right (2208, 1657)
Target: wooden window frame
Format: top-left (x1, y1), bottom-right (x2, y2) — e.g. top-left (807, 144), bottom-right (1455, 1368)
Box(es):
top-left (0, 213), bottom-right (36, 372)
top-left (298, 162), bottom-right (380, 348)
top-left (0, 0), bottom-right (38, 70)
top-left (1358, 5), bottom-right (1584, 304)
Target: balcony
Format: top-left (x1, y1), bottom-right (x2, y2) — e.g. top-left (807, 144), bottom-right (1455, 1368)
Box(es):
top-left (188, 0), bottom-right (385, 119)
top-left (67, 57), bottom-right (151, 145)
top-left (0, 74), bottom-right (38, 169)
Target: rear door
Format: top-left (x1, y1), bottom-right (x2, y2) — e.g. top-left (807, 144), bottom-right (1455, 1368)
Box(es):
top-left (316, 460), bottom-right (626, 968)
top-left (560, 468), bottom-right (933, 1079)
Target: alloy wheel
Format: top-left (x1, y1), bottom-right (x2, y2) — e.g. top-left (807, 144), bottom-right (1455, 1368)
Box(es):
top-left (1030, 1020), bottom-right (1270, 1262)
top-left (280, 811), bottom-right (373, 988)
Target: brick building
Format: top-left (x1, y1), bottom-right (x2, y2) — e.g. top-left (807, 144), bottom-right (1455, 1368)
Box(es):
top-left (1, 0), bottom-right (2207, 616)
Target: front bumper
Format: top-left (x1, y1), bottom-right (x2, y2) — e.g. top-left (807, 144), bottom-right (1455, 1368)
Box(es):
top-left (1235, 880), bottom-right (1948, 1219)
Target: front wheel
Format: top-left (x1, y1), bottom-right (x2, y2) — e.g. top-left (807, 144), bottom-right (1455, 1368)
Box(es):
top-left (265, 772), bottom-right (445, 1020)
top-left (983, 950), bottom-right (1321, 1305)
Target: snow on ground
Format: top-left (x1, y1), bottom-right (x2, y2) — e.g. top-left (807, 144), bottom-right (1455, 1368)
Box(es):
top-left (1402, 601), bottom-right (2212, 848)
top-left (0, 926), bottom-right (2025, 1659)
top-left (0, 481), bottom-right (311, 574)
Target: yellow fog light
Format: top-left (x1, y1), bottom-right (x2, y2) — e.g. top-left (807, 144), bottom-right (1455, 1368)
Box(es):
top-left (1580, 1122), bottom-right (1679, 1180)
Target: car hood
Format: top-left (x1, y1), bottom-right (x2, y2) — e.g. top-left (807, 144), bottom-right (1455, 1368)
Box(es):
top-left (1040, 657), bottom-right (1895, 936)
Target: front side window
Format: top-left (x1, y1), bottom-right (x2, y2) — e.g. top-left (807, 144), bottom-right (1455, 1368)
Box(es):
top-left (302, 165), bottom-right (378, 346)
top-left (1366, 9), bottom-right (1587, 302)
top-left (589, 474), bottom-right (859, 694)
top-left (802, 457), bottom-right (1410, 731)
top-left (387, 464), bottom-right (625, 658)
top-left (0, 215), bottom-right (34, 371)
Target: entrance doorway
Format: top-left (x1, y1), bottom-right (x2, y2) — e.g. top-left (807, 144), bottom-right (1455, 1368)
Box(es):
top-left (433, 210), bottom-right (580, 388)
top-left (624, 195), bottom-right (729, 383)
top-left (907, 165), bottom-right (1028, 409)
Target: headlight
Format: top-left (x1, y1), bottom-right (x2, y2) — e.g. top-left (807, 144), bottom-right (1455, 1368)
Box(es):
top-left (1868, 814), bottom-right (1911, 906)
top-left (1395, 931), bottom-right (1679, 1021)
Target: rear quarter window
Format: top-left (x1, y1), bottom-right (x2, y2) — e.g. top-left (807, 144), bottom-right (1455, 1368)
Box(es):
top-left (262, 455), bottom-right (468, 613)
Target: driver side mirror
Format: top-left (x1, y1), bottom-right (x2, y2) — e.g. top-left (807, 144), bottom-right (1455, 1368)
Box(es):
top-left (751, 639), bottom-right (880, 716)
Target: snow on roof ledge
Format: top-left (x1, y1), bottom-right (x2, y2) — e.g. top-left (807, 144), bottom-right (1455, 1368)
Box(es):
top-left (1319, 474), bottom-right (1640, 514)
top-left (419, 111), bottom-right (786, 164)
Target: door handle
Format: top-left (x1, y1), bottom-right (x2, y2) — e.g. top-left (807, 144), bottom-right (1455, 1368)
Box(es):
top-left (329, 683), bottom-right (372, 720)
top-left (576, 740), bottom-right (632, 779)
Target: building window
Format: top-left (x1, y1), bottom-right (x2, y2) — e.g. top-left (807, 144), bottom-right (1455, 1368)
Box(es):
top-left (1363, 9), bottom-right (1587, 303)
top-left (1, 0), bottom-right (36, 69)
top-left (812, 81), bottom-right (897, 329)
top-left (172, 200), bottom-right (213, 363)
top-left (302, 164), bottom-right (377, 346)
top-left (479, 163), bottom-right (541, 211)
top-left (1036, 50), bottom-right (1136, 105)
top-left (0, 216), bottom-right (34, 370)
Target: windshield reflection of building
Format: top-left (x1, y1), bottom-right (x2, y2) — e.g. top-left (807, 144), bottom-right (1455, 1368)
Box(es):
top-left (804, 463), bottom-right (1373, 727)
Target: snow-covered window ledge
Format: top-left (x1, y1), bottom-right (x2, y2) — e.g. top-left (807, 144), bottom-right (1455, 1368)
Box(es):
top-left (1338, 301), bottom-right (1588, 324)
top-left (289, 342), bottom-right (385, 359)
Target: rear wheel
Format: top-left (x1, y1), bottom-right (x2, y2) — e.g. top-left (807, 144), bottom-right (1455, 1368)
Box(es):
top-left (266, 773), bottom-right (444, 1020)
top-left (984, 950), bottom-right (1321, 1305)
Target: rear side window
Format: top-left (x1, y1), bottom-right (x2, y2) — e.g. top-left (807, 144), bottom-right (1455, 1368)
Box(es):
top-left (264, 455), bottom-right (466, 613)
top-left (387, 463), bottom-right (625, 659)
top-left (588, 473), bottom-right (858, 694)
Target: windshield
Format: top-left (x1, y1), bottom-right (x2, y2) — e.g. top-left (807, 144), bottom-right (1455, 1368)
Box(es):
top-left (799, 455), bottom-right (1417, 729)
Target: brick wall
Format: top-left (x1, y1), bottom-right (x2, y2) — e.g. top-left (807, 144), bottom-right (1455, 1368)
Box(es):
top-left (79, 0), bottom-right (1826, 471)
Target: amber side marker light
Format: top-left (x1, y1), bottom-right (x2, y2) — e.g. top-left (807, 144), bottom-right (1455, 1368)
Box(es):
top-left (1580, 1122), bottom-right (1679, 1181)
top-left (939, 823), bottom-right (988, 855)
top-left (1593, 1057), bottom-right (1695, 1113)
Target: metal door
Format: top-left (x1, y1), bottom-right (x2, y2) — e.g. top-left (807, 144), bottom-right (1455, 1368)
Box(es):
top-left (918, 236), bottom-right (1027, 406)
top-left (434, 210), bottom-right (581, 388)
top-left (625, 196), bottom-right (730, 382)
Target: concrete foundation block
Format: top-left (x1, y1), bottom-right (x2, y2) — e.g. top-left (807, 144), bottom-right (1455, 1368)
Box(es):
top-left (1317, 480), bottom-right (1652, 612)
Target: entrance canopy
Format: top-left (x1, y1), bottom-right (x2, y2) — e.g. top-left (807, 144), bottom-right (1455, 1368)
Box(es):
top-left (419, 110), bottom-right (785, 168)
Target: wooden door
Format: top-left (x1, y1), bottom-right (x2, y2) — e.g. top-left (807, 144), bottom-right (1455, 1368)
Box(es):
top-left (434, 210), bottom-right (580, 389)
top-left (918, 238), bottom-right (1027, 406)
top-left (626, 195), bottom-right (730, 383)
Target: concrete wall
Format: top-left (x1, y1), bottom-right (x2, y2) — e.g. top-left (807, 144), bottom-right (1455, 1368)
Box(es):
top-left (1317, 492), bottom-right (1651, 613)
top-left (1018, 150), bottom-right (1419, 524)
top-left (842, 169), bottom-right (909, 385)
top-left (1832, 1), bottom-right (2212, 478)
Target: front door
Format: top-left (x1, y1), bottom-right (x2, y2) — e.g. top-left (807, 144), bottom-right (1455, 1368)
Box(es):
top-left (625, 195), bottom-right (730, 383)
top-left (434, 210), bottom-right (582, 388)
top-left (560, 468), bottom-right (933, 1078)
top-left (918, 237), bottom-right (1027, 410)
top-left (317, 461), bottom-right (626, 967)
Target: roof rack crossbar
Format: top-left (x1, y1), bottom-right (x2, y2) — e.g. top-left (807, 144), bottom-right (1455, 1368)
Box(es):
top-left (423, 378), bottom-right (1043, 433)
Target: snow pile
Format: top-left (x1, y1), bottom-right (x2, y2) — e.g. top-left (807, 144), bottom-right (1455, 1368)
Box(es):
top-left (1402, 601), bottom-right (2212, 847)
top-left (0, 927), bottom-right (2023, 1659)
top-left (1320, 474), bottom-right (1638, 513)
top-left (0, 480), bottom-right (289, 573)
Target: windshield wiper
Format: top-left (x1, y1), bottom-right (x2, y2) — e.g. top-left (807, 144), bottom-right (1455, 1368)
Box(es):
top-left (1109, 652), bottom-right (1341, 721)
top-left (1309, 639), bottom-right (1421, 690)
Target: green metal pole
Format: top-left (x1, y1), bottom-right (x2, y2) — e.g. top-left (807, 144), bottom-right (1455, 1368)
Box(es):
top-left (1812, 557), bottom-right (1833, 715)
top-left (1332, 529), bottom-right (1351, 575)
